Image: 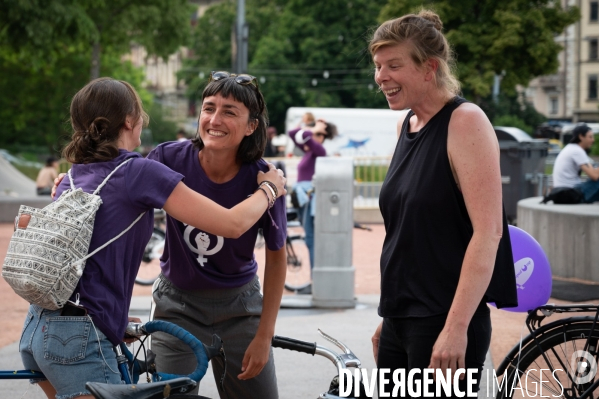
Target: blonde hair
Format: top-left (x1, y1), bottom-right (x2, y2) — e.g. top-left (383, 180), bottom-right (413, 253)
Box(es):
top-left (369, 9), bottom-right (460, 96)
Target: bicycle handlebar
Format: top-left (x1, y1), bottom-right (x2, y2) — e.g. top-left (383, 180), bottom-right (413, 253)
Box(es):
top-left (272, 330), bottom-right (361, 373)
top-left (272, 335), bottom-right (317, 355)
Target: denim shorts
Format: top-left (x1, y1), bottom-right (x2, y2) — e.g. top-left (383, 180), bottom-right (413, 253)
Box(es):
top-left (19, 304), bottom-right (122, 399)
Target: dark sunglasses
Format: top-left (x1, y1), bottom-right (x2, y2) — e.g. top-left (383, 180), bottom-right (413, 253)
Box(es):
top-left (209, 71), bottom-right (259, 88)
top-left (314, 133), bottom-right (327, 138)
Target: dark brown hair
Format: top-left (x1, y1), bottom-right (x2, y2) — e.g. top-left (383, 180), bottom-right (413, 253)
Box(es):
top-left (324, 122), bottom-right (338, 140)
top-left (63, 77), bottom-right (148, 164)
top-left (192, 77), bottom-right (268, 163)
top-left (369, 9), bottom-right (460, 96)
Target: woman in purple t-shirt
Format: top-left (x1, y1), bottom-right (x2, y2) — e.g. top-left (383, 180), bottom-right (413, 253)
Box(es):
top-left (288, 119), bottom-right (337, 281)
top-left (21, 77), bottom-right (285, 399)
top-left (146, 72), bottom-right (288, 399)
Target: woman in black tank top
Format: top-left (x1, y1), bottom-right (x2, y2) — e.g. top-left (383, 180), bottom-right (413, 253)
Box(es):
top-left (368, 10), bottom-right (517, 397)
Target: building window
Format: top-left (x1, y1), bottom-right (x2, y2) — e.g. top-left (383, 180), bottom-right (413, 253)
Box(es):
top-left (589, 75), bottom-right (598, 99)
top-left (591, 38), bottom-right (599, 60)
top-left (592, 1), bottom-right (599, 22)
top-left (549, 97), bottom-right (558, 115)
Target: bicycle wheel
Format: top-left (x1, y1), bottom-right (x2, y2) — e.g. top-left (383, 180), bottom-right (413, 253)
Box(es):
top-left (136, 227), bottom-right (165, 286)
top-left (284, 229), bottom-right (312, 293)
top-left (496, 318), bottom-right (599, 399)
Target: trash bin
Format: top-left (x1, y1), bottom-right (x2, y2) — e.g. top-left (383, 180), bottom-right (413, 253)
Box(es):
top-left (495, 126), bottom-right (549, 224)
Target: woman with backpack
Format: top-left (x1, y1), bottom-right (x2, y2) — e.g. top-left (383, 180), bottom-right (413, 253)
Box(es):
top-left (19, 77), bottom-right (285, 399)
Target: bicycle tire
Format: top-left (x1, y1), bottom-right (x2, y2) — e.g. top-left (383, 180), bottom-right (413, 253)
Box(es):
top-left (496, 318), bottom-right (599, 399)
top-left (284, 234), bottom-right (312, 292)
top-left (135, 227), bottom-right (165, 286)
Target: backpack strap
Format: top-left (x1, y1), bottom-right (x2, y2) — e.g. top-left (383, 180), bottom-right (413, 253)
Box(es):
top-left (73, 211), bottom-right (146, 273)
top-left (93, 158), bottom-right (135, 195)
top-left (67, 158), bottom-right (135, 194)
top-left (67, 168), bottom-right (76, 191)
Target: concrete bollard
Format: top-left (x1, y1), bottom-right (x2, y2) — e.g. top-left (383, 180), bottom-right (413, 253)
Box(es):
top-left (312, 157), bottom-right (356, 308)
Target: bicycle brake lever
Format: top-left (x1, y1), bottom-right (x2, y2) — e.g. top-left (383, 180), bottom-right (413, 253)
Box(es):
top-left (318, 329), bottom-right (352, 355)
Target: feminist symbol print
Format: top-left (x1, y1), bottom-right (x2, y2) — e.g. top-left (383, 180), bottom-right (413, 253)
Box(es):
top-left (183, 224), bottom-right (224, 266)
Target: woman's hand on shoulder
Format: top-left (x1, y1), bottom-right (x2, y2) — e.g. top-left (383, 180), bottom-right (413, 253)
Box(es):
top-left (257, 163), bottom-right (287, 199)
top-left (51, 173), bottom-right (66, 199)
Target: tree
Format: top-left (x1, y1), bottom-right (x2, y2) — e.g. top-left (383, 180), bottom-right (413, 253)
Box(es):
top-left (378, 0), bottom-right (579, 102)
top-left (180, 0), bottom-right (389, 132)
top-left (0, 0), bottom-right (192, 80)
top-left (0, 0), bottom-right (191, 152)
top-left (0, 47), bottom-right (155, 153)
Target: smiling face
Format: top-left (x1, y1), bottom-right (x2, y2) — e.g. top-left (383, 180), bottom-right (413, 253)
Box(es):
top-left (373, 43), bottom-right (431, 111)
top-left (199, 94), bottom-right (257, 153)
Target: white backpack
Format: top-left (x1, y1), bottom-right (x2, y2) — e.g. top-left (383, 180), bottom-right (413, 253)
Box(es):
top-left (2, 158), bottom-right (144, 310)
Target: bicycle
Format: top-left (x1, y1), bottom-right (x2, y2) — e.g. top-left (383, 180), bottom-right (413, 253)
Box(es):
top-left (0, 320), bottom-right (224, 399)
top-left (494, 304), bottom-right (599, 399)
top-left (136, 208), bottom-right (166, 286)
top-left (272, 329), bottom-right (371, 398)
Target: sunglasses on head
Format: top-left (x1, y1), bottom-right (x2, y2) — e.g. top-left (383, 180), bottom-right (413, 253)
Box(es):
top-left (209, 71), bottom-right (259, 88)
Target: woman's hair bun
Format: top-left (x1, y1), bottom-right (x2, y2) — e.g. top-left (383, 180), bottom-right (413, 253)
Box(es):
top-left (418, 10), bottom-right (443, 31)
top-left (89, 117), bottom-right (110, 137)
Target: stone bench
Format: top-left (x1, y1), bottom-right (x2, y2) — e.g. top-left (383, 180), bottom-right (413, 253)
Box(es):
top-left (517, 197), bottom-right (599, 282)
top-left (0, 196), bottom-right (53, 223)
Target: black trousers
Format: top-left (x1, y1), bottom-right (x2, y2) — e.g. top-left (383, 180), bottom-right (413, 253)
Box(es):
top-left (377, 306), bottom-right (491, 398)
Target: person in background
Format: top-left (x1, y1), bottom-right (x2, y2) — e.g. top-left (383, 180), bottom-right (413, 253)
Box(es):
top-left (36, 157), bottom-right (59, 195)
top-left (288, 118), bottom-right (337, 294)
top-left (551, 123), bottom-right (599, 203)
top-left (301, 112), bottom-right (316, 128)
top-left (176, 129), bottom-right (188, 142)
top-left (29, 77), bottom-right (286, 399)
top-left (369, 10), bottom-right (517, 396)
top-left (264, 126), bottom-right (278, 158)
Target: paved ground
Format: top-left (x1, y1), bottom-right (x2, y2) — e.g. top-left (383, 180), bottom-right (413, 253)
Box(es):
top-left (0, 221), bottom-right (584, 398)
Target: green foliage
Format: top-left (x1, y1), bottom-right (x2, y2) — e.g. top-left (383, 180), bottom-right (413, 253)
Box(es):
top-left (147, 102), bottom-right (180, 144)
top-left (592, 138), bottom-right (599, 156)
top-left (0, 0), bottom-right (191, 151)
top-left (378, 0), bottom-right (579, 100)
top-left (181, 0), bottom-right (389, 133)
top-left (479, 93), bottom-right (547, 135)
top-left (355, 164), bottom-right (389, 182)
top-left (493, 115), bottom-right (532, 135)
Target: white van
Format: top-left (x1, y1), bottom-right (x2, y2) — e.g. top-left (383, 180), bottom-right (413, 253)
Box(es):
top-left (284, 107), bottom-right (407, 157)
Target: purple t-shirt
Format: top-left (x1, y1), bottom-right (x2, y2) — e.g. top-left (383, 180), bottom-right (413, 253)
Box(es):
top-left (147, 141), bottom-right (286, 290)
top-left (288, 127), bottom-right (327, 182)
top-left (55, 150), bottom-right (182, 345)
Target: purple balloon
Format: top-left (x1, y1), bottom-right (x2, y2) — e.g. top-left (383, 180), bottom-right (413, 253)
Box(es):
top-left (493, 225), bottom-right (552, 313)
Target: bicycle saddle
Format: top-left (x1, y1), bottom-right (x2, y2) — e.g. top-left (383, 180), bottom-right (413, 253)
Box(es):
top-left (85, 377), bottom-right (200, 399)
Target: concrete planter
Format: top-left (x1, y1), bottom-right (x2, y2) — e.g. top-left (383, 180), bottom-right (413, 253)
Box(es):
top-left (517, 197), bottom-right (599, 282)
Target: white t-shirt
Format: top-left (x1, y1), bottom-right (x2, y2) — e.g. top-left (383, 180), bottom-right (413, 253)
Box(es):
top-left (552, 143), bottom-right (592, 188)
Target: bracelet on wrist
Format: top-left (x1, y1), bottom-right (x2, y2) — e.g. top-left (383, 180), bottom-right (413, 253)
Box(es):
top-left (260, 182), bottom-right (276, 206)
top-left (260, 180), bottom-right (278, 199)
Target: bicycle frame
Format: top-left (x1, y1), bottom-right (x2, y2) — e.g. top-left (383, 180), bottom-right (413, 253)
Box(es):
top-left (496, 304), bottom-right (599, 399)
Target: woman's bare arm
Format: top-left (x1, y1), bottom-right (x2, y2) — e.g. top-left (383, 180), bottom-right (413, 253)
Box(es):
top-left (428, 103), bottom-right (503, 375)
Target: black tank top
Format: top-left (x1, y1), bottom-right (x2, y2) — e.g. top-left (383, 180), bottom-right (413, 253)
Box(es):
top-left (378, 97), bottom-right (518, 318)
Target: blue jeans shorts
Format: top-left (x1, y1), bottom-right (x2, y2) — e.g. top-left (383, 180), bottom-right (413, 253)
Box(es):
top-left (19, 304), bottom-right (122, 399)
